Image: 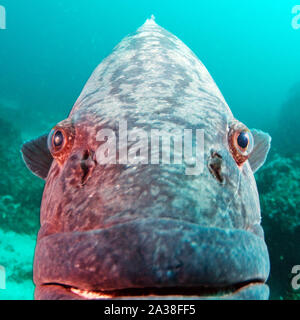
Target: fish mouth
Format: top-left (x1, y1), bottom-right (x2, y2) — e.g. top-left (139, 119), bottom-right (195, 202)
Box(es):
top-left (34, 218), bottom-right (270, 300)
top-left (36, 281), bottom-right (269, 300)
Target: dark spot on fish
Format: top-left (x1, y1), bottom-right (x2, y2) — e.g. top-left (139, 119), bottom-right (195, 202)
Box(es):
top-left (80, 150), bottom-right (90, 186)
top-left (69, 154), bottom-right (78, 162)
top-left (109, 87), bottom-right (122, 95)
top-left (69, 178), bottom-right (77, 186)
top-left (65, 208), bottom-right (73, 217)
top-left (61, 181), bottom-right (66, 193)
top-left (118, 94), bottom-right (136, 104)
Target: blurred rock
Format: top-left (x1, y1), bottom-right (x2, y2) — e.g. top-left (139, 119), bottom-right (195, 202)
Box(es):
top-left (256, 151), bottom-right (300, 299)
top-left (256, 152), bottom-right (300, 232)
top-left (272, 82), bottom-right (300, 156)
top-left (0, 117), bottom-right (44, 234)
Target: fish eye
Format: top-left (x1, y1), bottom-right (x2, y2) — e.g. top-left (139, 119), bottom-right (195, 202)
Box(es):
top-left (235, 131), bottom-right (254, 155)
top-left (53, 130), bottom-right (64, 148)
top-left (228, 122), bottom-right (254, 166)
top-left (237, 131), bottom-right (249, 149)
top-left (48, 128), bottom-right (66, 153)
top-left (47, 121), bottom-right (75, 164)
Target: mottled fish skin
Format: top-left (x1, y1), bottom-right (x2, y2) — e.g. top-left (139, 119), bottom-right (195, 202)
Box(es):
top-left (31, 18), bottom-right (270, 299)
top-left (41, 19), bottom-right (259, 233)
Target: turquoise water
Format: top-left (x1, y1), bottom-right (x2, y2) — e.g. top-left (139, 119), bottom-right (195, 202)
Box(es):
top-left (0, 0), bottom-right (299, 300)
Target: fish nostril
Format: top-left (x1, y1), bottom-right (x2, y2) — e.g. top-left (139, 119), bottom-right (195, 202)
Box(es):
top-left (82, 150), bottom-right (90, 161)
top-left (208, 151), bottom-right (224, 184)
top-left (211, 151), bottom-right (222, 159)
top-left (80, 150), bottom-right (96, 186)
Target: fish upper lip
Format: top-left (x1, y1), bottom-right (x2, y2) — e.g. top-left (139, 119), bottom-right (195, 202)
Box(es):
top-left (34, 218), bottom-right (270, 298)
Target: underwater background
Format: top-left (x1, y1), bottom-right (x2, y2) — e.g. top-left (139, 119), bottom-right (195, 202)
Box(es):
top-left (0, 0), bottom-right (299, 299)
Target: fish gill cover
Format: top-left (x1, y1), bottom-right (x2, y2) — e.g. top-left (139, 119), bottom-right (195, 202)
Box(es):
top-left (0, 0), bottom-right (299, 300)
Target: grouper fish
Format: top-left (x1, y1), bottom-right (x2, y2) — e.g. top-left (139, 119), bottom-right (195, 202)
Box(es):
top-left (21, 18), bottom-right (271, 300)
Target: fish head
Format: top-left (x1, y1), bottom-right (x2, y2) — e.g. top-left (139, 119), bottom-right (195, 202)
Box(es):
top-left (22, 18), bottom-right (271, 300)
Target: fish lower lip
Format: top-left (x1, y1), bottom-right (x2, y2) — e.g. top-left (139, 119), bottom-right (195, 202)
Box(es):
top-left (38, 281), bottom-right (268, 300)
top-left (34, 218), bottom-right (270, 298)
